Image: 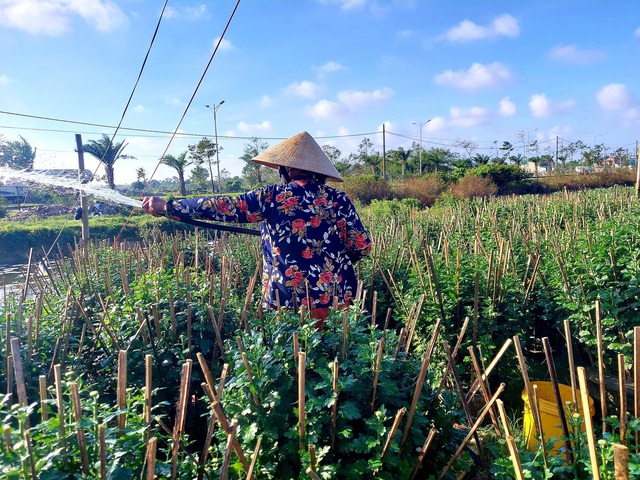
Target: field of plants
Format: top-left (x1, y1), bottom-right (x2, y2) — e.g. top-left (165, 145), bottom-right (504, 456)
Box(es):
top-left (3, 186), bottom-right (640, 479)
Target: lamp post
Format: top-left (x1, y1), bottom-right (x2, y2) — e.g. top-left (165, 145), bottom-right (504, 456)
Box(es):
top-left (412, 119), bottom-right (431, 175)
top-left (205, 100), bottom-right (225, 193)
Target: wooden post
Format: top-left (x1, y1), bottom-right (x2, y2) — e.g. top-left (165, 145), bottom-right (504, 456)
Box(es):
top-left (298, 351), bottom-right (306, 451)
top-left (75, 134), bottom-right (89, 243)
top-left (577, 367), bottom-right (600, 480)
top-left (614, 443), bottom-right (629, 480)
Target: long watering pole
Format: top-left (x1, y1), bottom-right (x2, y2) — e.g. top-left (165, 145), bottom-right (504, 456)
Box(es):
top-left (172, 216), bottom-right (261, 236)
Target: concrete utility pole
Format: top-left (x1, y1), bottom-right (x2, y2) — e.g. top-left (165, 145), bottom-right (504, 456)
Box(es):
top-left (205, 101), bottom-right (225, 193)
top-left (75, 134), bottom-right (89, 244)
top-left (413, 119), bottom-right (431, 175)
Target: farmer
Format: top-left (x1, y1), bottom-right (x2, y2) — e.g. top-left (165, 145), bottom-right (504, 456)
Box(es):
top-left (142, 131), bottom-right (371, 325)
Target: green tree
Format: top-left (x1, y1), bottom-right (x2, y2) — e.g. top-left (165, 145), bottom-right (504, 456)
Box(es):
top-left (83, 134), bottom-right (134, 190)
top-left (0, 135), bottom-right (37, 170)
top-left (241, 137), bottom-right (272, 187)
top-left (130, 167), bottom-right (147, 194)
top-left (187, 138), bottom-right (218, 192)
top-left (189, 165), bottom-right (210, 192)
top-left (388, 146), bottom-right (412, 178)
top-left (161, 151), bottom-right (192, 196)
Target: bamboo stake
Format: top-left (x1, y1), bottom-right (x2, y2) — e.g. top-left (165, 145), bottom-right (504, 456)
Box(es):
top-left (401, 319), bottom-right (442, 448)
top-left (23, 430), bottom-right (37, 480)
top-left (10, 338), bottom-right (29, 411)
top-left (210, 400), bottom-right (250, 472)
top-left (635, 326), bottom-right (640, 452)
top-left (54, 364), bottom-right (66, 459)
top-left (542, 336), bottom-right (573, 463)
top-left (171, 360), bottom-right (193, 480)
top-left (468, 345), bottom-right (501, 437)
top-left (217, 363), bottom-right (229, 401)
top-left (236, 338), bottom-right (260, 407)
top-left (577, 367), bottom-right (601, 480)
top-left (70, 382), bottom-right (90, 475)
top-left (219, 419), bottom-right (238, 480)
top-left (330, 359), bottom-right (339, 450)
top-left (309, 444), bottom-right (317, 473)
top-left (146, 437), bottom-right (157, 480)
top-left (117, 349), bottom-right (127, 434)
top-left (206, 307), bottom-right (225, 356)
top-left (298, 351), bottom-right (307, 451)
top-left (596, 299), bottom-right (608, 432)
top-left (39, 375), bottom-right (48, 422)
top-left (614, 443), bottom-right (629, 480)
top-left (3, 425), bottom-right (11, 452)
top-left (381, 407), bottom-right (406, 459)
top-left (306, 468), bottom-right (322, 480)
top-left (371, 338), bottom-right (384, 414)
top-left (618, 354), bottom-right (627, 443)
top-left (246, 436), bottom-right (262, 480)
top-left (145, 354), bottom-right (153, 429)
top-left (409, 428), bottom-right (437, 480)
top-left (465, 338), bottom-right (512, 401)
top-left (564, 319), bottom-right (579, 412)
top-left (437, 383), bottom-right (506, 480)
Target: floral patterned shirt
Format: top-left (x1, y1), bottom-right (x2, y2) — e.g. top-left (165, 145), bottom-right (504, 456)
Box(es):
top-left (166, 179), bottom-right (371, 310)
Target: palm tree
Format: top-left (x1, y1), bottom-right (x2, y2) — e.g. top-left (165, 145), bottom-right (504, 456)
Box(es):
top-left (83, 134), bottom-right (134, 190)
top-left (161, 151), bottom-right (191, 196)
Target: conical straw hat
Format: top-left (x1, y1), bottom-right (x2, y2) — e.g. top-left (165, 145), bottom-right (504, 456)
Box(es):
top-left (252, 131), bottom-right (343, 182)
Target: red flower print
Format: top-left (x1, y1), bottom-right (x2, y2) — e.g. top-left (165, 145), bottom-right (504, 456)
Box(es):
top-left (285, 268), bottom-right (294, 277)
top-left (217, 199), bottom-right (230, 214)
top-left (246, 213), bottom-right (260, 223)
top-left (355, 233), bottom-right (368, 249)
top-left (337, 219), bottom-right (346, 229)
top-left (276, 193), bottom-right (286, 203)
top-left (238, 200), bottom-right (248, 212)
top-left (319, 271), bottom-right (333, 284)
top-left (292, 218), bottom-right (306, 229)
top-left (310, 216), bottom-right (322, 228)
top-left (302, 248), bottom-right (313, 259)
top-left (284, 197), bottom-right (297, 208)
top-left (319, 293), bottom-right (330, 304)
top-left (314, 197), bottom-right (328, 207)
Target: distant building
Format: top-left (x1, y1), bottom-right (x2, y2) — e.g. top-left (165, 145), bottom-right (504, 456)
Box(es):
top-left (523, 161), bottom-right (549, 176)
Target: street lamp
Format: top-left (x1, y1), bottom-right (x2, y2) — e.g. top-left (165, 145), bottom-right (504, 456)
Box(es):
top-left (412, 119), bottom-right (431, 175)
top-left (205, 100), bottom-right (225, 193)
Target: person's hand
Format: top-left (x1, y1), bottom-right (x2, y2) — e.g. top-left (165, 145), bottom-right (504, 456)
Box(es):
top-left (142, 196), bottom-right (167, 217)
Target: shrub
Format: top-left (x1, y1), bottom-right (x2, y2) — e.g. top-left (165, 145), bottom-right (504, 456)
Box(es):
top-left (449, 174), bottom-right (498, 199)
top-left (341, 175), bottom-right (393, 205)
top-left (393, 174), bottom-right (446, 207)
top-left (540, 169), bottom-right (635, 192)
top-left (471, 164), bottom-right (532, 194)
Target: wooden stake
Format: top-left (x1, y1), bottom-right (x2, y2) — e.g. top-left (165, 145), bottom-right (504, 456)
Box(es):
top-left (171, 360), bottom-right (193, 480)
top-left (614, 443), bottom-right (629, 480)
top-left (246, 436), bottom-right (262, 480)
top-left (468, 345), bottom-right (501, 437)
top-left (563, 319), bottom-right (579, 412)
top-left (578, 367), bottom-right (600, 480)
top-left (23, 430), bottom-right (37, 480)
top-left (117, 349), bottom-right (127, 434)
top-left (306, 468), bottom-right (322, 480)
top-left (54, 364), bottom-right (66, 458)
top-left (330, 359), bottom-right (339, 450)
top-left (596, 299), bottom-right (607, 431)
top-left (210, 400), bottom-right (250, 472)
top-left (219, 419), bottom-right (238, 480)
top-left (634, 326), bottom-right (640, 451)
top-left (298, 351), bottom-right (306, 451)
top-left (401, 319), bottom-right (441, 448)
top-left (465, 338), bottom-right (512, 401)
top-left (409, 428), bottom-right (437, 480)
top-left (70, 382), bottom-right (90, 475)
top-left (3, 425), bottom-right (11, 452)
top-left (381, 407), bottom-right (406, 459)
top-left (146, 437), bottom-right (157, 480)
top-left (217, 363), bottom-right (229, 401)
top-left (145, 354), bottom-right (153, 428)
top-left (39, 375), bottom-right (48, 422)
top-left (371, 338), bottom-right (385, 414)
top-left (618, 354), bottom-right (627, 443)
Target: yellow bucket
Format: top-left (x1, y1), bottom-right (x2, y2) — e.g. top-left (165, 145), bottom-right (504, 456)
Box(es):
top-left (522, 381), bottom-right (595, 454)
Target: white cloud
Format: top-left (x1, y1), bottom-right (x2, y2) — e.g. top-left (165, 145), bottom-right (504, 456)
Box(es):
top-left (549, 44), bottom-right (606, 64)
top-left (213, 36), bottom-right (234, 52)
top-left (260, 95), bottom-right (274, 108)
top-left (285, 80), bottom-right (324, 98)
top-left (0, 0), bottom-right (127, 35)
top-left (529, 93), bottom-right (577, 117)
top-left (337, 87), bottom-right (394, 109)
top-left (237, 120), bottom-right (272, 133)
top-left (165, 5), bottom-right (209, 20)
top-left (635, 27), bottom-right (640, 37)
top-left (132, 105), bottom-right (148, 113)
top-left (499, 96), bottom-right (516, 116)
top-left (306, 100), bottom-right (348, 120)
top-left (396, 29), bottom-right (412, 39)
top-left (445, 14), bottom-right (519, 42)
top-left (165, 97), bottom-right (183, 107)
top-left (0, 75), bottom-right (10, 86)
top-left (435, 62), bottom-right (514, 90)
top-left (596, 84), bottom-right (637, 110)
top-left (313, 61), bottom-right (344, 77)
top-left (448, 106), bottom-right (491, 127)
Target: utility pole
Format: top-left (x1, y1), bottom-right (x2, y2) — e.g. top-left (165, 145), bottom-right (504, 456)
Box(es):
top-left (382, 124), bottom-right (386, 181)
top-left (75, 134), bottom-right (89, 244)
top-left (413, 119), bottom-right (431, 175)
top-left (205, 101), bottom-right (225, 193)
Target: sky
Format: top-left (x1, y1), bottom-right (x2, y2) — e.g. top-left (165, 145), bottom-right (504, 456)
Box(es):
top-left (0, 0), bottom-right (639, 185)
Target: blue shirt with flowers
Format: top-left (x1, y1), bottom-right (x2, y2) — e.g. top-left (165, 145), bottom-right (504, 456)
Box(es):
top-left (166, 179), bottom-right (371, 310)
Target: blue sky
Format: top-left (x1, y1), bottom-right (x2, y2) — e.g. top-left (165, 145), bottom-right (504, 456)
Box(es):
top-left (0, 0), bottom-right (639, 184)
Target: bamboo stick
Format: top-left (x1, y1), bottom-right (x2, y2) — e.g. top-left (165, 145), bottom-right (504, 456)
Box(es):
top-left (70, 382), bottom-right (90, 475)
top-left (401, 319), bottom-right (441, 448)
top-left (635, 326), bottom-right (640, 452)
top-left (298, 351), bottom-right (307, 451)
top-left (209, 400), bottom-right (250, 472)
top-left (3, 425), bottom-right (11, 452)
top-left (468, 346), bottom-right (501, 437)
top-left (246, 436), bottom-right (262, 480)
top-left (437, 383), bottom-right (506, 480)
top-left (465, 338), bottom-right (512, 401)
top-left (614, 443), bottom-right (629, 480)
top-left (54, 364), bottom-right (66, 458)
top-left (146, 437), bottom-right (157, 480)
top-left (10, 338), bottom-right (28, 411)
top-left (23, 430), bottom-right (37, 480)
top-left (513, 336), bottom-right (545, 451)
top-left (618, 354), bottom-right (627, 443)
top-left (596, 299), bottom-right (608, 432)
top-left (380, 407), bottom-right (406, 459)
top-left (330, 359), bottom-right (339, 450)
top-left (219, 419), bottom-right (238, 480)
top-left (309, 443), bottom-right (317, 473)
top-left (577, 367), bottom-right (600, 480)
top-left (117, 349), bottom-right (127, 434)
top-left (409, 428), bottom-right (437, 480)
top-left (145, 354), bottom-right (153, 428)
top-left (563, 319), bottom-right (579, 412)
top-left (371, 338), bottom-right (384, 414)
top-left (206, 307), bottom-right (225, 356)
top-left (217, 363), bottom-right (229, 401)
top-left (542, 336), bottom-right (573, 463)
top-left (306, 468), bottom-right (322, 480)
top-left (171, 360), bottom-right (193, 480)
top-left (39, 375), bottom-right (48, 422)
